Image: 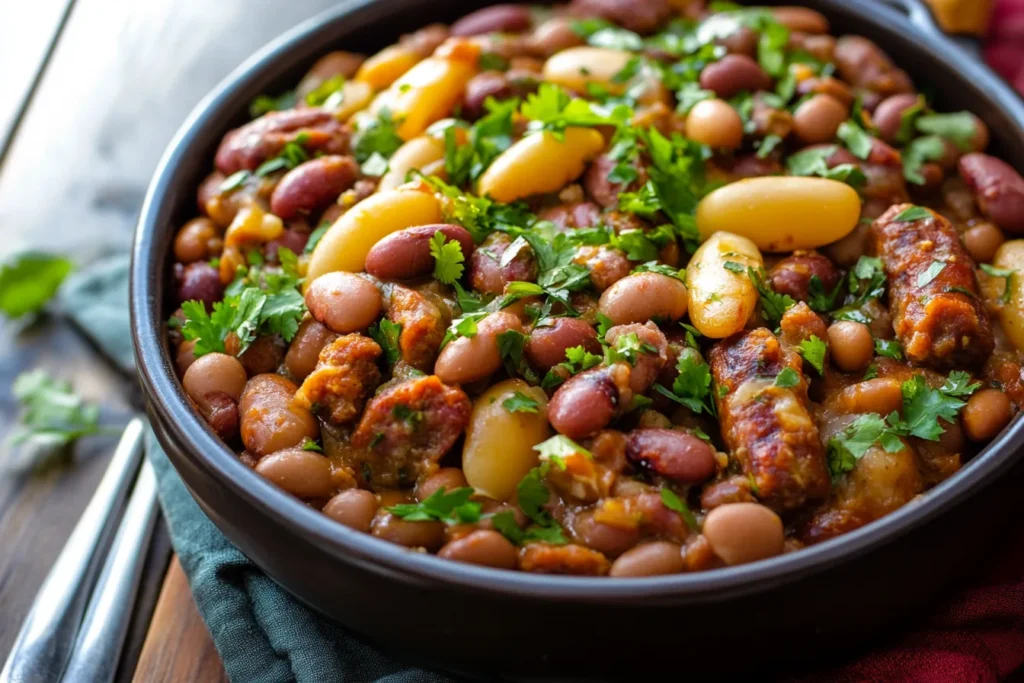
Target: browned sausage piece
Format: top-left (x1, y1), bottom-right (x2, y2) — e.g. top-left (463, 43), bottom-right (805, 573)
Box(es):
top-left (350, 375), bottom-right (471, 487)
top-left (294, 334), bottom-right (382, 423)
top-left (708, 329), bottom-right (830, 512)
top-left (386, 285), bottom-right (447, 372)
top-left (518, 542), bottom-right (611, 575)
top-left (870, 204), bottom-right (994, 368)
top-left (214, 109), bottom-right (350, 175)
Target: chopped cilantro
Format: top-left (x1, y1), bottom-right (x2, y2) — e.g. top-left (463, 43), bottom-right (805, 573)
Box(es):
top-left (503, 391), bottom-right (540, 414)
top-left (300, 437), bottom-right (323, 452)
top-left (915, 111), bottom-right (978, 151)
top-left (219, 170), bottom-right (251, 193)
top-left (916, 260), bottom-right (946, 288)
top-left (633, 261), bottom-right (685, 281)
top-left (351, 108), bottom-right (404, 164)
top-left (249, 91), bottom-right (296, 118)
top-left (773, 366), bottom-right (800, 388)
top-left (902, 135), bottom-right (946, 185)
top-left (305, 223), bottom-right (330, 254)
top-left (429, 231), bottom-right (465, 285)
top-left (653, 347), bottom-right (715, 416)
top-left (893, 205), bottom-right (932, 222)
top-left (785, 146), bottom-right (865, 186)
top-left (722, 260), bottom-right (746, 274)
top-left (519, 83), bottom-right (631, 137)
top-left (980, 263), bottom-right (1014, 304)
top-left (748, 266), bottom-right (795, 325)
top-left (255, 133), bottom-right (310, 176)
top-left (497, 329), bottom-right (539, 384)
top-left (387, 487), bottom-right (481, 525)
top-left (756, 133), bottom-right (783, 159)
top-left (534, 434), bottom-right (592, 466)
top-left (478, 52), bottom-right (510, 71)
top-left (0, 252), bottom-right (73, 319)
top-left (8, 370), bottom-right (115, 452)
top-left (874, 338), bottom-right (903, 360)
top-left (837, 120), bottom-right (872, 159)
top-left (304, 75), bottom-right (346, 107)
top-left (659, 488), bottom-right (699, 532)
top-left (798, 335), bottom-right (827, 375)
top-left (368, 319), bottom-right (402, 367)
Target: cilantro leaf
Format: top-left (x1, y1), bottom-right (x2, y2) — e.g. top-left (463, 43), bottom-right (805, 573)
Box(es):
top-left (633, 261), bottom-right (685, 281)
top-left (0, 252), bottom-right (73, 319)
top-left (8, 370), bottom-right (115, 452)
top-left (352, 108), bottom-right (404, 164)
top-left (837, 120), bottom-right (873, 159)
top-left (902, 135), bottom-right (946, 185)
top-left (915, 111), bottom-right (978, 151)
top-left (255, 133), bottom-right (310, 176)
top-left (654, 347), bottom-right (715, 416)
top-left (874, 338), bottom-right (903, 360)
top-left (301, 437), bottom-right (323, 452)
top-left (798, 335), bottom-right (827, 375)
top-left (369, 319), bottom-right (403, 367)
top-left (827, 413), bottom-right (890, 480)
top-left (980, 263), bottom-right (1015, 304)
top-left (807, 275), bottom-right (843, 313)
top-left (774, 366), bottom-right (800, 388)
top-left (659, 488), bottom-right (699, 532)
top-left (249, 91), bottom-right (296, 118)
top-left (534, 434), bottom-right (592, 466)
top-left (520, 83), bottom-right (631, 137)
top-left (748, 267), bottom-right (795, 325)
top-left (503, 391), bottom-right (540, 414)
top-left (387, 487), bottom-right (482, 525)
top-left (916, 260), bottom-right (946, 288)
top-left (893, 205), bottom-right (932, 222)
top-left (429, 231), bottom-right (465, 285)
top-left (497, 329), bottom-right (539, 384)
top-left (785, 146), bottom-right (866, 187)
top-left (514, 464), bottom-right (567, 542)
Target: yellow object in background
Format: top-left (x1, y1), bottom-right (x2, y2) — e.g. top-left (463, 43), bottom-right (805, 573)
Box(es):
top-left (924, 0), bottom-right (994, 34)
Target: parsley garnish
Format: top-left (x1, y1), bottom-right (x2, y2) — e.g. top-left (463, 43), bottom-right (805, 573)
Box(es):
top-left (503, 463), bottom-right (568, 544)
top-left (652, 347), bottom-right (715, 416)
top-left (249, 91), bottom-right (296, 118)
top-left (351, 108), bottom-right (404, 166)
top-left (300, 437), bottom-right (323, 452)
top-left (874, 338), bottom-right (903, 360)
top-left (503, 391), bottom-right (540, 414)
top-left (660, 488), bottom-right (699, 532)
top-left (798, 335), bottom-right (827, 375)
top-left (304, 75), bottom-right (346, 107)
top-left (633, 261), bottom-right (685, 281)
top-left (387, 487), bottom-right (481, 525)
top-left (429, 231), bottom-right (465, 285)
top-left (304, 223), bottom-right (330, 254)
top-left (916, 260), bottom-right (946, 288)
top-left (497, 329), bottom-right (540, 384)
top-left (605, 332), bottom-right (657, 367)
top-left (9, 370), bottom-right (117, 452)
top-left (837, 120), bottom-right (872, 159)
top-left (219, 170), bottom-right (251, 193)
top-left (915, 111), bottom-right (978, 151)
top-left (902, 135), bottom-right (946, 185)
top-left (747, 266), bottom-right (795, 325)
top-left (893, 205), bottom-right (932, 222)
top-left (255, 133), bottom-right (310, 176)
top-left (519, 83), bottom-right (631, 137)
top-left (980, 263), bottom-right (1014, 304)
top-left (785, 146), bottom-right (865, 186)
top-left (368, 319), bottom-right (402, 367)
top-left (0, 252), bottom-right (73, 319)
top-left (774, 366), bottom-right (800, 388)
top-left (534, 434), bottom-right (592, 466)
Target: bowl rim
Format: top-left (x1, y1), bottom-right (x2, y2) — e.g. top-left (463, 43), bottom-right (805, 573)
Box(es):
top-left (132, 0), bottom-right (1024, 602)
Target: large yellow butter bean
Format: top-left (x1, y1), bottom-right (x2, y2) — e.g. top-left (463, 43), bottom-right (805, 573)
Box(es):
top-left (356, 44), bottom-right (421, 90)
top-left (372, 51), bottom-right (478, 141)
top-left (685, 231), bottom-right (763, 338)
top-left (379, 135), bottom-right (446, 191)
top-left (543, 46), bottom-right (634, 96)
top-left (330, 80), bottom-right (374, 122)
top-left (477, 128), bottom-right (605, 202)
top-left (695, 177), bottom-right (861, 252)
top-left (462, 379), bottom-right (551, 501)
top-left (985, 240), bottom-right (1024, 351)
top-left (306, 190), bottom-right (442, 281)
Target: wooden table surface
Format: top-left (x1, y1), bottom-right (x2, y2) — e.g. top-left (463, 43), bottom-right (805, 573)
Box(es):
top-left (0, 1), bottom-right (338, 680)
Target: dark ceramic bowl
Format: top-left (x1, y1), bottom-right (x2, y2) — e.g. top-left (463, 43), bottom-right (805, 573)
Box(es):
top-left (132, 0), bottom-right (1024, 678)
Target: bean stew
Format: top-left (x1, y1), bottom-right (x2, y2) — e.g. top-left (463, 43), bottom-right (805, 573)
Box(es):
top-left (167, 1), bottom-right (1024, 577)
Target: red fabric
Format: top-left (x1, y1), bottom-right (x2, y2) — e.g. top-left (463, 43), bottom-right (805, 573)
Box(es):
top-left (799, 8), bottom-right (1024, 680)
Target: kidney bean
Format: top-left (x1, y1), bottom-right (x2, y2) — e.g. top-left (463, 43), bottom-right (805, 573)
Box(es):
top-left (872, 93), bottom-right (920, 143)
top-left (729, 155), bottom-right (783, 180)
top-left (598, 272), bottom-right (688, 325)
top-left (174, 218), bottom-right (221, 263)
top-left (548, 365), bottom-right (628, 439)
top-left (202, 392), bottom-right (240, 442)
top-left (572, 510), bottom-right (639, 558)
top-left (792, 94), bottom-right (847, 144)
top-left (364, 224), bottom-right (475, 280)
top-left (176, 262), bottom-right (224, 308)
top-left (255, 447), bottom-right (334, 499)
top-left (959, 153), bottom-right (1024, 233)
top-left (323, 489), bottom-right (379, 532)
top-left (451, 4), bottom-right (532, 36)
top-left (400, 23), bottom-right (449, 57)
top-left (962, 221), bottom-right (1005, 263)
top-left (371, 512), bottom-right (446, 551)
top-left (416, 467), bottom-right (469, 501)
top-left (699, 55), bottom-right (772, 99)
top-left (239, 374), bottom-right (319, 457)
top-left (802, 34), bottom-right (835, 63)
top-left (264, 227), bottom-right (310, 264)
top-left (772, 6), bottom-right (829, 33)
top-left (702, 502), bottom-right (784, 566)
top-left (239, 335), bottom-right (286, 376)
top-left (716, 26), bottom-right (757, 57)
top-left (215, 109), bottom-right (349, 175)
top-left (539, 201), bottom-right (601, 231)
top-left (752, 96), bottom-right (793, 139)
top-left (269, 156), bottom-right (358, 220)
top-left (609, 541), bottom-right (684, 577)
top-left (462, 69), bottom-right (539, 120)
top-left (605, 322), bottom-right (668, 393)
top-left (768, 251), bottom-right (841, 303)
top-left (569, 0), bottom-right (672, 35)
top-left (525, 317), bottom-right (600, 372)
top-left (834, 36), bottom-right (912, 96)
top-left (963, 389), bottom-right (1014, 442)
top-left (795, 76), bottom-right (854, 107)
top-left (572, 245), bottom-right (632, 292)
top-left (296, 51), bottom-right (365, 100)
top-left (626, 428), bottom-right (716, 484)
top-left (434, 311), bottom-right (523, 384)
top-left (700, 476), bottom-right (756, 510)
top-left (304, 272), bottom-right (382, 334)
top-left (284, 319), bottom-right (335, 382)
top-left (527, 17), bottom-right (585, 58)
top-left (438, 530), bottom-right (518, 568)
top-left (469, 232), bottom-right (538, 294)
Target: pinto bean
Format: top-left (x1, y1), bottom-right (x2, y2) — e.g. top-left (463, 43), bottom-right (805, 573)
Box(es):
top-left (527, 17), bottom-right (585, 58)
top-left (323, 489), bottom-right (378, 532)
top-left (872, 94), bottom-right (920, 143)
top-left (962, 222), bottom-right (1005, 263)
top-left (438, 530), bottom-right (518, 568)
top-left (572, 245), bottom-right (632, 292)
top-left (215, 109), bottom-right (349, 175)
top-left (183, 352), bottom-right (246, 409)
top-left (238, 335), bottom-right (285, 376)
top-left (959, 153), bottom-right (1024, 234)
top-left (176, 339), bottom-right (198, 376)
top-left (296, 51), bottom-right (365, 100)
top-left (525, 317), bottom-right (601, 372)
top-left (469, 232), bottom-right (538, 294)
top-left (569, 0), bottom-right (672, 35)
top-left (538, 201), bottom-right (601, 230)
top-left (255, 448), bottom-right (334, 499)
top-left (605, 322), bottom-right (668, 393)
top-left (548, 365), bottom-right (629, 439)
top-left (239, 374), bottom-right (319, 457)
top-left (200, 392), bottom-right (240, 442)
top-left (963, 389), bottom-right (1013, 442)
top-left (434, 311), bottom-right (523, 385)
top-left (609, 541), bottom-right (684, 577)
top-left (584, 154), bottom-right (648, 208)
top-left (176, 262), bottom-right (224, 308)
top-left (772, 6), bottom-right (829, 33)
top-left (837, 377), bottom-right (904, 416)
top-left (174, 218), bottom-right (221, 263)
top-left (703, 502), bottom-right (784, 565)
top-left (451, 4), bottom-right (533, 36)
top-left (827, 321), bottom-right (874, 374)
top-left (269, 156), bottom-right (358, 220)
top-left (572, 511), bottom-right (639, 558)
top-left (793, 94), bottom-right (847, 144)
top-left (685, 99), bottom-right (744, 150)
top-left (598, 272), bottom-right (688, 325)
top-left (416, 467), bottom-right (469, 502)
top-left (769, 251), bottom-right (841, 303)
top-left (699, 55), bottom-right (771, 99)
top-left (364, 224), bottom-right (475, 280)
top-left (304, 272), bottom-right (382, 334)
top-left (284, 319), bottom-right (335, 382)
top-left (371, 512), bottom-right (446, 551)
top-left (626, 428), bottom-right (716, 484)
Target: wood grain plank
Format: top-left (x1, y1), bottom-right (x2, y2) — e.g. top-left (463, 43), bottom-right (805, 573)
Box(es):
top-left (132, 556), bottom-right (229, 683)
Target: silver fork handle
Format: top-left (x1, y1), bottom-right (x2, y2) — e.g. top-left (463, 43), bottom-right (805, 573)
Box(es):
top-left (0, 418), bottom-right (145, 683)
top-left (61, 462), bottom-right (159, 683)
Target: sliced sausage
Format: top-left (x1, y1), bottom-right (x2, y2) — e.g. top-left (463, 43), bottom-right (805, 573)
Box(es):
top-left (295, 334), bottom-right (382, 423)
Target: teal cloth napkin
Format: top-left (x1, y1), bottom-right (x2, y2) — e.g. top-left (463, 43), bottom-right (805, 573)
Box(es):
top-left (61, 255), bottom-right (455, 683)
